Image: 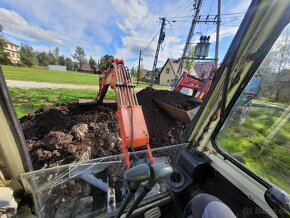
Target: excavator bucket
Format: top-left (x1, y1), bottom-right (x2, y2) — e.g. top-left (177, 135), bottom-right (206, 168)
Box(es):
top-left (154, 99), bottom-right (200, 123)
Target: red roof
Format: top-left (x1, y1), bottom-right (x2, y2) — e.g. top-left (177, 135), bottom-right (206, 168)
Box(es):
top-left (75, 63), bottom-right (99, 71)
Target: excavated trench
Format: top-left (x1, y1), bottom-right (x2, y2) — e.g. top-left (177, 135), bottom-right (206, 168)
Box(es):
top-left (20, 87), bottom-right (197, 217)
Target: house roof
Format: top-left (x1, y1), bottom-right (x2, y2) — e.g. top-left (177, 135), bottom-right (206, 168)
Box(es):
top-left (1, 37), bottom-right (19, 47)
top-left (159, 58), bottom-right (197, 77)
top-left (146, 67), bottom-right (161, 77)
top-left (168, 58), bottom-right (180, 74)
top-left (278, 69), bottom-right (290, 82)
top-left (75, 62), bottom-right (99, 71)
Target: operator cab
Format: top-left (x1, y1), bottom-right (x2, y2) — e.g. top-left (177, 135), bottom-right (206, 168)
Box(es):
top-left (0, 0), bottom-right (290, 218)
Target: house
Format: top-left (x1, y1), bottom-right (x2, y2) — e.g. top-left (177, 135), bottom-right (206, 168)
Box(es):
top-left (194, 61), bottom-right (215, 79)
top-left (74, 62), bottom-right (99, 73)
top-left (2, 37), bottom-right (20, 64)
top-left (158, 59), bottom-right (198, 86)
top-left (145, 67), bottom-right (161, 80)
top-left (159, 59), bottom-right (179, 85)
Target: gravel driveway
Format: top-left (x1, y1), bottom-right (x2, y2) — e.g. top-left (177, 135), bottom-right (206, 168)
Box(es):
top-left (6, 80), bottom-right (98, 90)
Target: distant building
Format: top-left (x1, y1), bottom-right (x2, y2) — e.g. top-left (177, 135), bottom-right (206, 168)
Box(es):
top-left (2, 38), bottom-right (20, 64)
top-left (74, 62), bottom-right (99, 73)
top-left (158, 58), bottom-right (197, 86)
top-left (145, 67), bottom-right (162, 80)
top-left (48, 65), bottom-right (66, 71)
top-left (194, 61), bottom-right (215, 79)
top-left (139, 68), bottom-right (148, 79)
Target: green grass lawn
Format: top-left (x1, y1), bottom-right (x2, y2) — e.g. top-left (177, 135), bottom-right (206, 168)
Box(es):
top-left (9, 88), bottom-right (115, 118)
top-left (1, 65), bottom-right (169, 89)
top-left (2, 65), bottom-right (100, 86)
top-left (217, 105), bottom-right (290, 194)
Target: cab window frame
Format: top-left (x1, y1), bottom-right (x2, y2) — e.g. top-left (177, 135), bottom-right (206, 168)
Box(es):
top-left (211, 73), bottom-right (273, 190)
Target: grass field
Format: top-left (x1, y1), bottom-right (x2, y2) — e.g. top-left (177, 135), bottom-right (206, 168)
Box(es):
top-left (2, 65), bottom-right (169, 89)
top-left (9, 88), bottom-right (115, 118)
top-left (2, 65), bottom-right (100, 86)
top-left (217, 104), bottom-right (290, 194)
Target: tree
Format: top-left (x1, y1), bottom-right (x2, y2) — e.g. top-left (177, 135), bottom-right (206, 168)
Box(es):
top-left (89, 56), bottom-right (97, 72)
top-left (65, 57), bottom-right (74, 71)
top-left (184, 47), bottom-right (196, 72)
top-left (53, 47), bottom-right (59, 64)
top-left (270, 34), bottom-right (290, 73)
top-left (58, 55), bottom-right (65, 66)
top-left (36, 51), bottom-right (49, 66)
top-left (72, 46), bottom-right (86, 71)
top-left (98, 54), bottom-right (113, 73)
top-left (47, 50), bottom-right (57, 65)
top-left (0, 38), bottom-right (11, 65)
top-left (131, 67), bottom-right (137, 77)
top-left (259, 32), bottom-right (290, 102)
top-left (19, 44), bottom-right (37, 67)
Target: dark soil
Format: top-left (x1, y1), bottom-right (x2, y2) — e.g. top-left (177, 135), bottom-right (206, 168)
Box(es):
top-left (21, 88), bottom-right (196, 170)
top-left (137, 87), bottom-right (197, 148)
top-left (21, 103), bottom-right (121, 170)
top-left (20, 88), bottom-right (196, 217)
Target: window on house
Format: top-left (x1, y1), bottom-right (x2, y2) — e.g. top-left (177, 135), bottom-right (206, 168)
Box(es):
top-left (167, 79), bottom-right (170, 83)
top-left (166, 68), bottom-right (170, 74)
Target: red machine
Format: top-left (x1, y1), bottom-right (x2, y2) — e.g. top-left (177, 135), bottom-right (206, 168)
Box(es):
top-left (96, 58), bottom-right (154, 169)
top-left (173, 68), bottom-right (217, 103)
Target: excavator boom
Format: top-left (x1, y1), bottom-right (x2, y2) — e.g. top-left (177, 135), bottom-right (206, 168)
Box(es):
top-left (97, 58), bottom-right (154, 169)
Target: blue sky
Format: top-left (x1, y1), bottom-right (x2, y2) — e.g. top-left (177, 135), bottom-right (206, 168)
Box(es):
top-left (0, 0), bottom-right (251, 69)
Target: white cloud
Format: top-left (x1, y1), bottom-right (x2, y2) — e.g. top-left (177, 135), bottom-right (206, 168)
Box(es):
top-left (0, 8), bottom-right (68, 44)
top-left (110, 0), bottom-right (187, 69)
top-left (227, 0), bottom-right (251, 14)
top-left (0, 0), bottom-right (114, 60)
top-left (0, 0), bottom-right (250, 70)
top-left (111, 0), bottom-right (149, 32)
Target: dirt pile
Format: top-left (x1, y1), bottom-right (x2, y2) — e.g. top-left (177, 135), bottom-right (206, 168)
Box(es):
top-left (20, 88), bottom-right (196, 217)
top-left (21, 104), bottom-right (121, 170)
top-left (137, 87), bottom-right (197, 148)
top-left (21, 88), bottom-right (196, 169)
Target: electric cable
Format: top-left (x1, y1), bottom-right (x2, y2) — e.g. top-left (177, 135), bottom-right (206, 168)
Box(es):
top-left (206, 0), bottom-right (215, 35)
top-left (142, 30), bottom-right (160, 53)
top-left (164, 0), bottom-right (192, 18)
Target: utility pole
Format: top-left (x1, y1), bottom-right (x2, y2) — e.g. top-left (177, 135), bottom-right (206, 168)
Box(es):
top-left (150, 17), bottom-right (166, 87)
top-left (215, 0), bottom-right (221, 69)
top-left (137, 50), bottom-right (141, 85)
top-left (176, 0), bottom-right (204, 77)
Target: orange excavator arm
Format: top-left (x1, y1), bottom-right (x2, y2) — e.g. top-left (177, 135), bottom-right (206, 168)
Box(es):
top-left (97, 58), bottom-right (154, 169)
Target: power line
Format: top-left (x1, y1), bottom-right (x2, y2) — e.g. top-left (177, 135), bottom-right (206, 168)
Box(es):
top-left (206, 0), bottom-right (215, 35)
top-left (168, 1), bottom-right (193, 20)
top-left (164, 0), bottom-right (192, 18)
top-left (167, 13), bottom-right (245, 19)
top-left (142, 30), bottom-right (160, 53)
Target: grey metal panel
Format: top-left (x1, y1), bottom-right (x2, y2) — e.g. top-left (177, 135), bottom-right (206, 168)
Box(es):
top-left (48, 65), bottom-right (67, 71)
